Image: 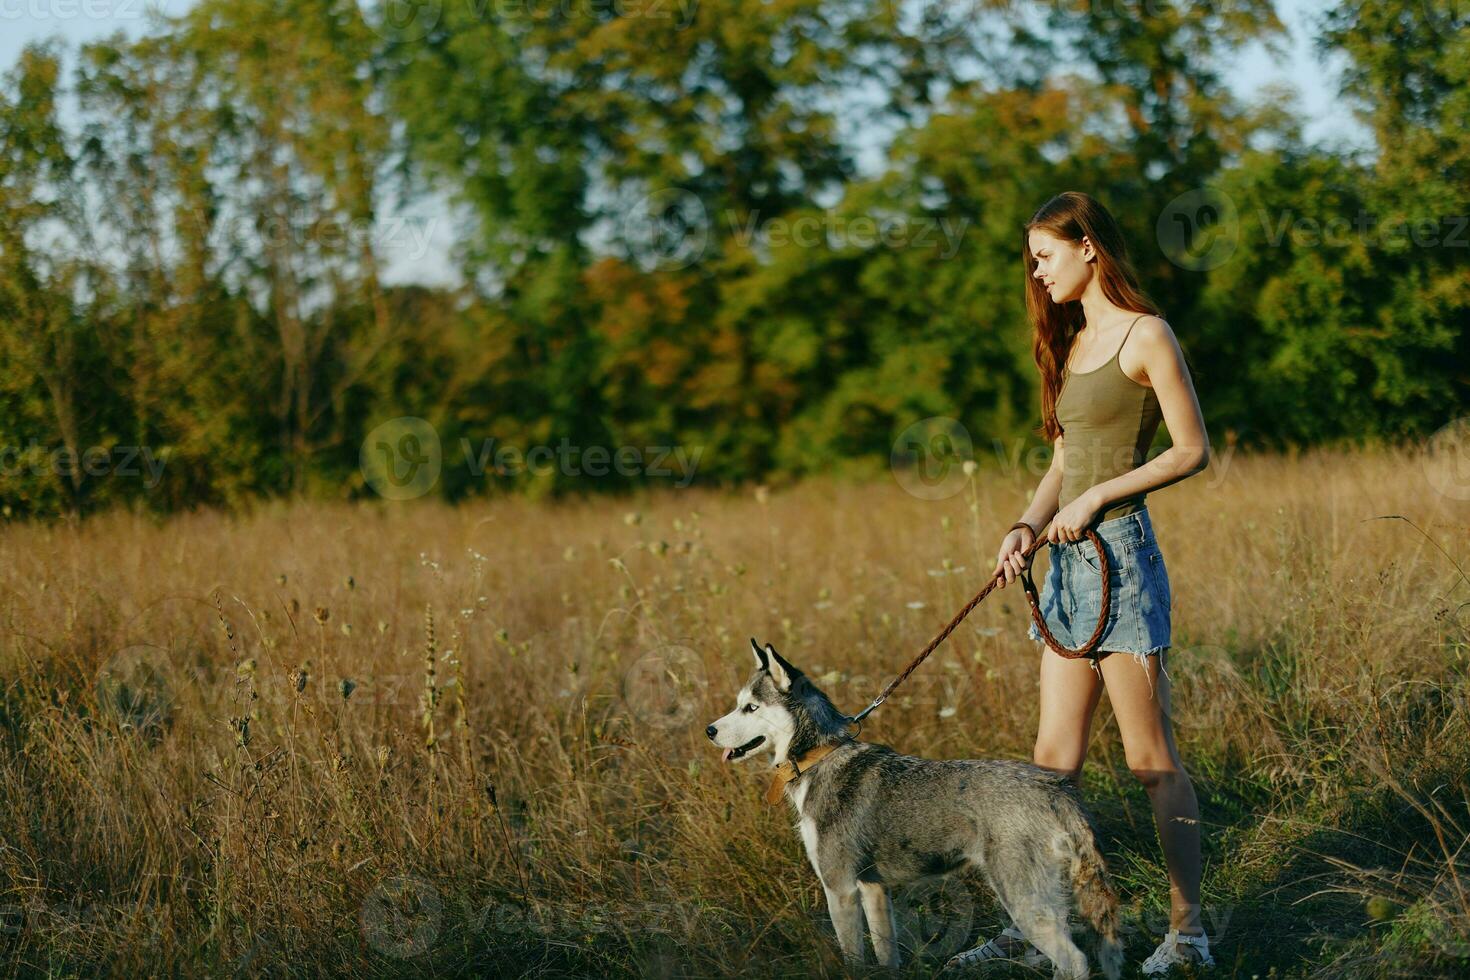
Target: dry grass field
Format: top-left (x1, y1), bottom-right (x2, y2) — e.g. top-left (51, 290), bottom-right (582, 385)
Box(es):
top-left (1, 437), bottom-right (1468, 978)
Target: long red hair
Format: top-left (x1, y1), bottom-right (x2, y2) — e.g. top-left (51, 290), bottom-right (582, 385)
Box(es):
top-left (1024, 192), bottom-right (1163, 442)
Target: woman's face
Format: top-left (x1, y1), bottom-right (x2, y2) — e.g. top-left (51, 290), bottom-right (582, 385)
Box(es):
top-left (1028, 229), bottom-right (1094, 304)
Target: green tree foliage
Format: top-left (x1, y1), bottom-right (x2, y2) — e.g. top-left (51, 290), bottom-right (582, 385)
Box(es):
top-left (0, 0), bottom-right (1463, 516)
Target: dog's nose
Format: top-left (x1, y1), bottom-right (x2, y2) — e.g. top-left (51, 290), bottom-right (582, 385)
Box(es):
top-left (706, 724), bottom-right (717, 739)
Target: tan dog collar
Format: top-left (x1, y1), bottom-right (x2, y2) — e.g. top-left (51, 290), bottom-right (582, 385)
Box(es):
top-left (765, 742), bottom-right (842, 805)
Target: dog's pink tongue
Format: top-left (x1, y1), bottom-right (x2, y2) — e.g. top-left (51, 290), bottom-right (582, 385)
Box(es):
top-left (721, 747), bottom-right (733, 763)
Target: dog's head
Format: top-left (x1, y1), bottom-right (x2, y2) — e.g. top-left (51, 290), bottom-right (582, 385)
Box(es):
top-left (705, 638), bottom-right (851, 764)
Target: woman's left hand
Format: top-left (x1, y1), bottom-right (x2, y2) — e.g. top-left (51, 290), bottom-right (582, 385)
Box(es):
top-left (1047, 489), bottom-right (1103, 544)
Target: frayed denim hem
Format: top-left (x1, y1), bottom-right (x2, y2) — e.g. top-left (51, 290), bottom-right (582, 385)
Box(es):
top-left (1028, 637), bottom-right (1172, 697)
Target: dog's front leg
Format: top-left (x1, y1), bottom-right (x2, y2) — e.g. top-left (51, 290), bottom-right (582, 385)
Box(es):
top-left (858, 881), bottom-right (901, 967)
top-left (823, 883), bottom-right (865, 966)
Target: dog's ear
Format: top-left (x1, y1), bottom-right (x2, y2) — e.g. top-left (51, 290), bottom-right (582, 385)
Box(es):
top-left (763, 642), bottom-right (799, 693)
top-left (750, 637), bottom-right (769, 673)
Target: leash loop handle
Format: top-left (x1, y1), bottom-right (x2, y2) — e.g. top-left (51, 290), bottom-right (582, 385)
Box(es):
top-left (1017, 525), bottom-right (1113, 662)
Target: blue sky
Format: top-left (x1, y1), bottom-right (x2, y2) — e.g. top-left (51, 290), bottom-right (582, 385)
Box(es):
top-left (2, 0), bottom-right (1373, 286)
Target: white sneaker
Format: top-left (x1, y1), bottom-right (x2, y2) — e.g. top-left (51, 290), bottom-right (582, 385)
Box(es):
top-left (1140, 928), bottom-right (1214, 974)
top-left (944, 925), bottom-right (1050, 970)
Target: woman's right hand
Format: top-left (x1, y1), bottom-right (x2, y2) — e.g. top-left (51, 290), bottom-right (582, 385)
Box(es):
top-left (992, 525), bottom-right (1035, 588)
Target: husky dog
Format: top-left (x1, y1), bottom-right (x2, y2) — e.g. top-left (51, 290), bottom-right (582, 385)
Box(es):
top-left (706, 639), bottom-right (1123, 980)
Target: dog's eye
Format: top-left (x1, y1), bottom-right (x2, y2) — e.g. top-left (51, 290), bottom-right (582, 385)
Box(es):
top-left (742, 703), bottom-right (758, 713)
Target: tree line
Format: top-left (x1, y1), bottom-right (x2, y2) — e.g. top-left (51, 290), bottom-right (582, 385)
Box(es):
top-left (0, 0), bottom-right (1464, 516)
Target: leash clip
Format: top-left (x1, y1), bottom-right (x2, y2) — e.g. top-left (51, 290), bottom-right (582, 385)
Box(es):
top-left (847, 693), bottom-right (884, 728)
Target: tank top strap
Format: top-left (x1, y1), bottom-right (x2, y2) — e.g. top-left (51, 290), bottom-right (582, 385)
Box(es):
top-left (1116, 313), bottom-right (1146, 359)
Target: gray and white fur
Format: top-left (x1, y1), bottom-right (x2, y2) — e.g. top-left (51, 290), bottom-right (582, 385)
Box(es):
top-left (707, 638), bottom-right (1123, 980)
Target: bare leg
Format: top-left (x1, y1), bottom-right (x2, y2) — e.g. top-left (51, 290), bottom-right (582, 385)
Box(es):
top-left (1034, 643), bottom-right (1105, 784)
top-left (1099, 648), bottom-right (1204, 935)
top-left (858, 881), bottom-right (900, 967)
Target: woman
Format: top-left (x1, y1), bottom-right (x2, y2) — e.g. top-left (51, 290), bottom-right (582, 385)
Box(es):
top-left (977, 192), bottom-right (1214, 974)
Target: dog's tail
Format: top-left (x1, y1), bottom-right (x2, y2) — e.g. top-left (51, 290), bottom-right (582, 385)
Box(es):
top-left (1060, 802), bottom-right (1123, 980)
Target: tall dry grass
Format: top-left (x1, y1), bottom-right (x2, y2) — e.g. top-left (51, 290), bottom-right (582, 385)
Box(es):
top-left (0, 436), bottom-right (1467, 977)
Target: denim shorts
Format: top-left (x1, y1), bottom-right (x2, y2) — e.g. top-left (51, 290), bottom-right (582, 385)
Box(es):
top-left (1026, 505), bottom-right (1172, 677)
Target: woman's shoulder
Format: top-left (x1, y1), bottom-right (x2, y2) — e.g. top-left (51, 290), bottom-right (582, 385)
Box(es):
top-left (1130, 312), bottom-right (1171, 334)
top-left (1126, 313), bottom-right (1177, 353)
top-left (1119, 314), bottom-right (1175, 385)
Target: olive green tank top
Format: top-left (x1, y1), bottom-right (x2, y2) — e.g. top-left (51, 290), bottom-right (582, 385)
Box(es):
top-left (1056, 313), bottom-right (1164, 524)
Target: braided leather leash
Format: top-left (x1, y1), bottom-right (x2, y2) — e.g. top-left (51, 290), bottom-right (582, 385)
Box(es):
top-left (844, 519), bottom-right (1112, 732)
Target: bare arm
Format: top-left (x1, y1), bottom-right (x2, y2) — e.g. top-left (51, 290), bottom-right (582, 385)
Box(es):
top-left (994, 434), bottom-right (1063, 587)
top-left (1082, 315), bottom-right (1210, 514)
top-left (1020, 434), bottom-right (1064, 534)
